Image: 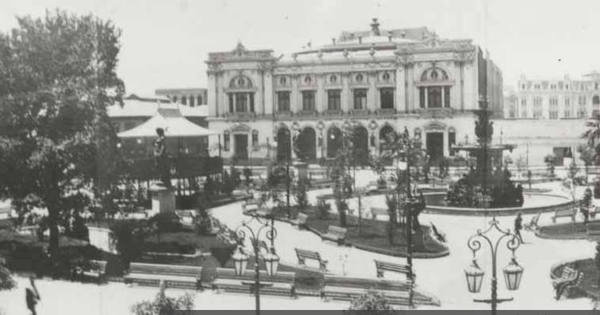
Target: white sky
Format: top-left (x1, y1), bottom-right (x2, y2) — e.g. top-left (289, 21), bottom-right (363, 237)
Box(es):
top-left (1, 0), bottom-right (600, 95)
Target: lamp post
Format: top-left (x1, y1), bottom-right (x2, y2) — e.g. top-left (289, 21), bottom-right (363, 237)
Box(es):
top-left (396, 126), bottom-right (421, 308)
top-left (232, 215), bottom-right (280, 315)
top-left (465, 218), bottom-right (524, 315)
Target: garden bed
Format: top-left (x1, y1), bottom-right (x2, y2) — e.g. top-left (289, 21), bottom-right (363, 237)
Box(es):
top-left (268, 206), bottom-right (449, 258)
top-left (536, 222), bottom-right (589, 240)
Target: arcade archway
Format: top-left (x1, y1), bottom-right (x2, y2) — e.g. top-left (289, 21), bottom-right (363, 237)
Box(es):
top-left (276, 127), bottom-right (291, 162)
top-left (352, 125), bottom-right (369, 166)
top-left (295, 127), bottom-right (317, 162)
top-left (327, 126), bottom-right (343, 158)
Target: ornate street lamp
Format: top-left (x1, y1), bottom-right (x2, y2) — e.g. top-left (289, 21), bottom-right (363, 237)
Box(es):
top-left (466, 218), bottom-right (523, 315)
top-left (232, 215), bottom-right (279, 315)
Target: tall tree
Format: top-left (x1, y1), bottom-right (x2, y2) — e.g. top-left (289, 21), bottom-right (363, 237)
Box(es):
top-left (0, 10), bottom-right (125, 257)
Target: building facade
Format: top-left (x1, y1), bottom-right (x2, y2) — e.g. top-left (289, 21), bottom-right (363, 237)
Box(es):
top-left (506, 72), bottom-right (600, 120)
top-left (206, 20), bottom-right (503, 164)
top-left (155, 88), bottom-right (208, 107)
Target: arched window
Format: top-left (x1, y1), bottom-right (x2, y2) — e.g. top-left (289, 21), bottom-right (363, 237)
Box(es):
top-left (593, 95), bottom-right (600, 105)
top-left (356, 73), bottom-right (364, 83)
top-left (229, 75), bottom-right (254, 88)
top-left (419, 67), bottom-right (452, 109)
top-left (189, 96), bottom-right (195, 107)
top-left (181, 96), bottom-right (187, 105)
top-left (197, 95), bottom-right (203, 105)
top-left (228, 75), bottom-right (255, 113)
top-left (330, 75), bottom-right (337, 84)
top-left (304, 75), bottom-right (312, 85)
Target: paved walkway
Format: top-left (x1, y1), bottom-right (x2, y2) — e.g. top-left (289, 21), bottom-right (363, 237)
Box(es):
top-left (211, 172), bottom-right (596, 310)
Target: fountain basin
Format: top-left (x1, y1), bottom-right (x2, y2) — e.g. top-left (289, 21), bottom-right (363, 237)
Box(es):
top-left (422, 192), bottom-right (572, 216)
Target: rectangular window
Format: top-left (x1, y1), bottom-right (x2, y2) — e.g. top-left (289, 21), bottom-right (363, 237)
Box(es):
top-left (579, 96), bottom-right (587, 105)
top-left (549, 111), bottom-right (558, 119)
top-left (549, 97), bottom-right (558, 106)
top-left (327, 90), bottom-right (341, 110)
top-left (235, 93), bottom-right (248, 112)
top-left (302, 91), bottom-right (315, 111)
top-left (277, 92), bottom-right (290, 112)
top-left (353, 89), bottom-right (367, 110)
top-left (448, 132), bottom-right (456, 156)
top-left (380, 88), bottom-right (395, 109)
top-left (565, 98), bottom-right (570, 106)
top-left (520, 99), bottom-right (527, 106)
top-left (427, 87), bottom-right (442, 108)
top-left (564, 110), bottom-right (571, 118)
top-left (419, 87), bottom-right (426, 108)
top-left (444, 87), bottom-right (451, 108)
top-left (223, 133), bottom-right (230, 152)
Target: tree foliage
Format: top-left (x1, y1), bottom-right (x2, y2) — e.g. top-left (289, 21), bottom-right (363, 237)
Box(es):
top-left (131, 282), bottom-right (195, 315)
top-left (0, 10), bottom-right (125, 256)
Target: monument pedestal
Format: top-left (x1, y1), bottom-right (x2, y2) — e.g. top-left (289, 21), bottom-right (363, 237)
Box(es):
top-left (151, 184), bottom-right (175, 213)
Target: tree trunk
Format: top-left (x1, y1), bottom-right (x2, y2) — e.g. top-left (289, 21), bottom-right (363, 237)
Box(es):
top-left (47, 202), bottom-right (60, 258)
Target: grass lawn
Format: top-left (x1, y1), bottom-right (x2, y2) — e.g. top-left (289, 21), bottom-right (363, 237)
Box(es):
top-left (538, 222), bottom-right (588, 239)
top-left (272, 205), bottom-right (447, 255)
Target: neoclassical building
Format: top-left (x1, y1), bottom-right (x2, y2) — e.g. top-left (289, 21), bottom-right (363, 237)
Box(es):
top-left (205, 19), bottom-right (503, 164)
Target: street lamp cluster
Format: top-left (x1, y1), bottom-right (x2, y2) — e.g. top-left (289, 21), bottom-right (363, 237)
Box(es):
top-left (464, 218), bottom-right (524, 315)
top-left (231, 215), bottom-right (280, 315)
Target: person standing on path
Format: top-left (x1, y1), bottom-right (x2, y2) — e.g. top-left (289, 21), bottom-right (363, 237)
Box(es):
top-left (26, 277), bottom-right (41, 315)
top-left (514, 213), bottom-right (524, 243)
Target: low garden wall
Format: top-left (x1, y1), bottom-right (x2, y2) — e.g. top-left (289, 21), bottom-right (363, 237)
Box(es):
top-left (423, 193), bottom-right (573, 216)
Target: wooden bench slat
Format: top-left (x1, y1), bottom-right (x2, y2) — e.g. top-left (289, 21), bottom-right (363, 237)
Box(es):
top-left (295, 248), bottom-right (328, 271)
top-left (125, 262), bottom-right (202, 290)
top-left (374, 260), bottom-right (410, 279)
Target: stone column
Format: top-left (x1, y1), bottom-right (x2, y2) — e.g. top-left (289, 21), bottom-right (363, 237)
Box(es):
top-left (443, 130), bottom-right (449, 157)
top-left (368, 72), bottom-right (377, 112)
top-left (396, 66), bottom-right (404, 113)
top-left (264, 69), bottom-right (274, 115)
top-left (342, 74), bottom-right (350, 112)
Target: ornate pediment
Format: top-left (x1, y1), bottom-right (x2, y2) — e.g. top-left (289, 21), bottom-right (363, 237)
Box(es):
top-left (424, 120), bottom-right (447, 131)
top-left (230, 123), bottom-right (252, 133)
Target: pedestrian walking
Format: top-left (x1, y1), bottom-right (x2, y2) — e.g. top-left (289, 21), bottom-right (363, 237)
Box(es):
top-left (26, 277), bottom-right (41, 315)
top-left (514, 213), bottom-right (524, 243)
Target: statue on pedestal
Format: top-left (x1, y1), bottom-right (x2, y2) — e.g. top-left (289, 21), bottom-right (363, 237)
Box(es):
top-left (154, 128), bottom-right (171, 188)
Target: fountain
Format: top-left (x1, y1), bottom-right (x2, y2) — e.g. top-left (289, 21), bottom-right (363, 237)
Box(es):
top-left (447, 107), bottom-right (520, 208)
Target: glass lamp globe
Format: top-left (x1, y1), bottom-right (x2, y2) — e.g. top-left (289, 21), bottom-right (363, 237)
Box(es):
top-left (232, 247), bottom-right (249, 276)
top-left (465, 259), bottom-right (485, 293)
top-left (503, 257), bottom-right (524, 291)
top-left (262, 248), bottom-right (280, 277)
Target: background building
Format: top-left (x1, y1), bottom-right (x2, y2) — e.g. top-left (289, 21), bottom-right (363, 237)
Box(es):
top-left (506, 72), bottom-right (600, 120)
top-left (155, 88), bottom-right (208, 107)
top-left (206, 19), bottom-right (503, 166)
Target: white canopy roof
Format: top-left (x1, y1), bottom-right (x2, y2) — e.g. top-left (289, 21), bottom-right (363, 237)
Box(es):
top-left (117, 104), bottom-right (216, 138)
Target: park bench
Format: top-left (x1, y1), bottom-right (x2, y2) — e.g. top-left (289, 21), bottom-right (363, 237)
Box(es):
top-left (374, 260), bottom-right (411, 280)
top-left (552, 205), bottom-right (577, 223)
top-left (294, 248), bottom-right (328, 271)
top-left (73, 260), bottom-right (107, 284)
top-left (320, 275), bottom-right (438, 307)
top-left (524, 212), bottom-right (542, 231)
top-left (242, 199), bottom-right (262, 213)
top-left (551, 266), bottom-right (583, 300)
top-left (367, 181), bottom-right (379, 192)
top-left (217, 229), bottom-right (240, 246)
top-left (124, 262), bottom-right (203, 290)
top-left (321, 225), bottom-right (348, 245)
top-left (289, 213), bottom-right (308, 229)
top-left (370, 207), bottom-right (388, 220)
top-left (211, 268), bottom-right (296, 297)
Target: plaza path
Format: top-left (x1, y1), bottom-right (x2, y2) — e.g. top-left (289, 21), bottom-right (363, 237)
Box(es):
top-left (0, 174), bottom-right (595, 313)
top-left (212, 173), bottom-right (596, 310)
